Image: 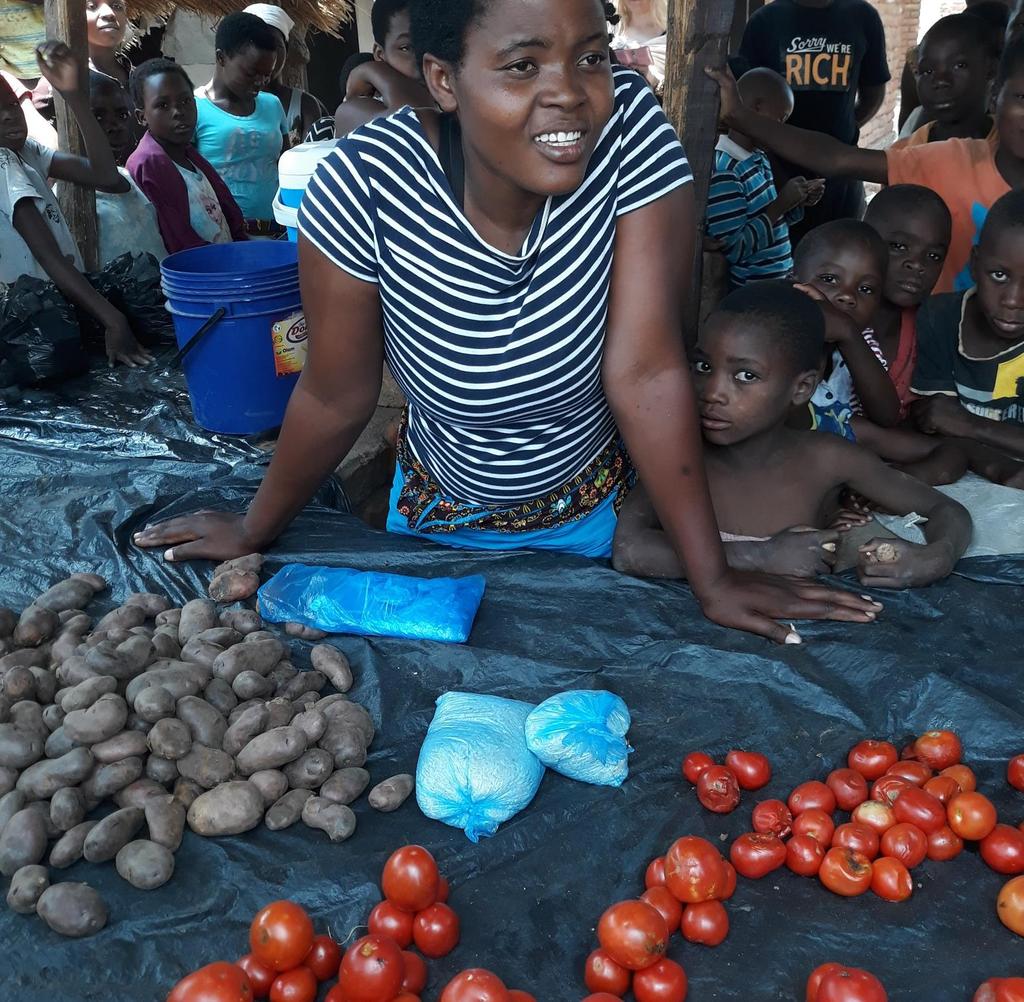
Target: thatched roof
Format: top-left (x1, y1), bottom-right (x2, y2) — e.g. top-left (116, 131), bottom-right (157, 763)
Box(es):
top-left (128, 0), bottom-right (353, 36)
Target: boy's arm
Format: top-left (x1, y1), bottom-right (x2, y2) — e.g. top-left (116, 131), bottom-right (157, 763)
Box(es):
top-left (706, 169), bottom-right (784, 265)
top-left (855, 83), bottom-right (887, 127)
top-left (835, 333), bottom-right (900, 427)
top-left (12, 200), bottom-right (150, 366)
top-left (706, 67), bottom-right (889, 184)
top-left (611, 486), bottom-right (686, 578)
top-left (34, 43), bottom-right (127, 194)
top-left (913, 396), bottom-right (1024, 458)
top-left (336, 61), bottom-right (435, 137)
top-left (836, 439), bottom-right (971, 586)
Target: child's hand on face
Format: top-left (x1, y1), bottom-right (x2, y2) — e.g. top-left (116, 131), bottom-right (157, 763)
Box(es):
top-left (911, 396), bottom-right (974, 438)
top-left (763, 526), bottom-right (840, 577)
top-left (35, 41), bottom-right (83, 97)
top-left (857, 537), bottom-right (953, 588)
top-left (793, 283), bottom-right (859, 344)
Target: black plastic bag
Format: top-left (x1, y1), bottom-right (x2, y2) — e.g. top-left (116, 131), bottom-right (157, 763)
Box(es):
top-left (88, 251), bottom-right (174, 348)
top-left (0, 275), bottom-right (89, 387)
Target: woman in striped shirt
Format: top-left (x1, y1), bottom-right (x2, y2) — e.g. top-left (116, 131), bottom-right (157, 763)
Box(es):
top-left (136, 0), bottom-right (880, 643)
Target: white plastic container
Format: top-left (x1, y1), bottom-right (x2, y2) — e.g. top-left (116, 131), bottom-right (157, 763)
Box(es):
top-left (274, 139), bottom-right (338, 241)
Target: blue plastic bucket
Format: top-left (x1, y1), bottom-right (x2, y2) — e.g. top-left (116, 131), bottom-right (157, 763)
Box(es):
top-left (161, 242), bottom-right (305, 436)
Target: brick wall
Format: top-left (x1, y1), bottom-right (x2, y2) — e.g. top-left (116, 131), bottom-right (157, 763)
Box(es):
top-left (860, 0), bottom-right (922, 149)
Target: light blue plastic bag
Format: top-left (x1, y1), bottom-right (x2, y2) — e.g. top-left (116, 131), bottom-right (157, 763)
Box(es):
top-left (525, 690), bottom-right (632, 787)
top-left (257, 564), bottom-right (485, 643)
top-left (416, 692), bottom-right (544, 842)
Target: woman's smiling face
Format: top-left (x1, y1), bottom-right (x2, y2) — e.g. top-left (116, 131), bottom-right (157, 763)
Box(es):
top-left (428, 0), bottom-right (615, 200)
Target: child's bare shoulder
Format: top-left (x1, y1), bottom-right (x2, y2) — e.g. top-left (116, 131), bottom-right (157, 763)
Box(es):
top-left (789, 429), bottom-right (866, 480)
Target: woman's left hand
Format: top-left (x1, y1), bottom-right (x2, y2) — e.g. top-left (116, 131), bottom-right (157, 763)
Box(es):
top-left (698, 569), bottom-right (883, 645)
top-left (36, 41), bottom-right (83, 97)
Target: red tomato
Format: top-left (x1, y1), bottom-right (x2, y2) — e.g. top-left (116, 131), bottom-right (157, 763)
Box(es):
top-left (819, 847), bottom-right (873, 897)
top-left (927, 825), bottom-right (964, 862)
top-left (719, 861), bottom-right (737, 901)
top-left (999, 876), bottom-right (1024, 936)
top-left (788, 781), bottom-right (837, 816)
top-left (368, 900), bottom-right (415, 949)
top-left (923, 775), bottom-right (961, 805)
top-left (168, 963), bottom-right (255, 1002)
top-left (725, 749), bottom-right (772, 791)
top-left (338, 935), bottom-right (405, 1002)
top-left (892, 787), bottom-right (946, 834)
top-left (508, 993), bottom-right (535, 1002)
top-left (697, 765), bottom-right (741, 814)
top-left (402, 951), bottom-right (428, 994)
top-left (852, 800), bottom-right (896, 836)
top-left (640, 887), bottom-right (683, 931)
top-left (870, 857), bottom-right (913, 902)
top-left (817, 967), bottom-right (889, 1002)
top-left (439, 969), bottom-right (510, 1002)
top-left (752, 799), bottom-right (794, 838)
top-left (632, 958), bottom-right (688, 1002)
top-left (382, 846), bottom-right (440, 913)
top-left (871, 775), bottom-right (912, 807)
top-left (394, 996), bottom-right (420, 1002)
top-left (848, 740), bottom-right (899, 781)
top-left (596, 900), bottom-right (669, 971)
top-left (1009, 756), bottom-right (1024, 792)
top-left (880, 823), bottom-right (928, 869)
top-left (584, 949), bottom-right (631, 996)
top-left (730, 832), bottom-right (786, 879)
top-left (582, 996), bottom-right (624, 1002)
top-left (664, 837), bottom-right (728, 904)
top-left (436, 875), bottom-right (450, 903)
top-left (826, 769), bottom-right (869, 812)
top-left (303, 936), bottom-right (341, 983)
top-left (237, 955), bottom-right (274, 999)
top-left (948, 792), bottom-right (998, 841)
top-left (269, 968), bottom-right (316, 1002)
top-left (680, 900), bottom-right (728, 946)
top-left (974, 978), bottom-right (1024, 1002)
top-left (981, 825), bottom-right (1024, 875)
top-left (682, 751), bottom-right (715, 784)
top-left (806, 963), bottom-right (844, 1002)
top-left (913, 730), bottom-right (962, 770)
top-left (832, 823), bottom-right (880, 860)
top-left (792, 809), bottom-right (835, 846)
top-left (941, 764), bottom-right (977, 792)
top-left (249, 902), bottom-right (315, 974)
top-left (413, 902), bottom-right (460, 959)
top-left (323, 989), bottom-right (346, 1002)
top-left (885, 761), bottom-right (933, 786)
top-left (644, 857), bottom-right (666, 890)
top-left (786, 834), bottom-right (826, 877)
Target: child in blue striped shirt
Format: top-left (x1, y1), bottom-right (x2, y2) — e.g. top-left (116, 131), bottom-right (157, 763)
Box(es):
top-left (707, 69), bottom-right (824, 287)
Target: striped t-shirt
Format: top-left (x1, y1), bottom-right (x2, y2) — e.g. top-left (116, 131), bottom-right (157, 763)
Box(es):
top-left (299, 68), bottom-right (692, 507)
top-left (706, 135), bottom-right (798, 286)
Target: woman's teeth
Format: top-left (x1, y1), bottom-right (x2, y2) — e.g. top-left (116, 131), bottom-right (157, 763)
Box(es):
top-left (535, 131), bottom-right (583, 147)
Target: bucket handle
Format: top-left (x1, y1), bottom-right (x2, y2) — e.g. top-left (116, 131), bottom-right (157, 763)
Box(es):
top-left (173, 307), bottom-right (227, 366)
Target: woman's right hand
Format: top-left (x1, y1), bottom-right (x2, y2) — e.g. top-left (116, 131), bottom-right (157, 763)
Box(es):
top-left (698, 569), bottom-right (883, 645)
top-left (133, 512), bottom-right (268, 562)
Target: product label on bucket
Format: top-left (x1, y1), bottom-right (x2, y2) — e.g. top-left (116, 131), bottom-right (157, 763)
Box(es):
top-left (271, 311), bottom-right (307, 377)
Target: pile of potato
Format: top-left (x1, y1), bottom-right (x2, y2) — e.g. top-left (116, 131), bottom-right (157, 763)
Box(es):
top-left (0, 570), bottom-right (414, 939)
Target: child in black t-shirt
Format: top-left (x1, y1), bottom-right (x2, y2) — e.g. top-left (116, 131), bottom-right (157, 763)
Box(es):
top-left (911, 189), bottom-right (1024, 487)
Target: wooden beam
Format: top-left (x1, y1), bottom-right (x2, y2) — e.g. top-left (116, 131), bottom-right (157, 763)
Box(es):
top-left (662, 0), bottom-right (736, 344)
top-left (44, 0), bottom-right (99, 272)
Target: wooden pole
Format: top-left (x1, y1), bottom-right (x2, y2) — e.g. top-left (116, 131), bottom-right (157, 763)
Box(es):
top-left (44, 0), bottom-right (99, 271)
top-left (662, 0), bottom-right (736, 344)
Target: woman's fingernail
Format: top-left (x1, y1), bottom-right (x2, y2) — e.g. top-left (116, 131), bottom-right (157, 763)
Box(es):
top-left (164, 549), bottom-right (175, 561)
top-left (785, 632), bottom-right (802, 645)
top-left (861, 595), bottom-right (874, 601)
top-left (822, 542), bottom-right (837, 552)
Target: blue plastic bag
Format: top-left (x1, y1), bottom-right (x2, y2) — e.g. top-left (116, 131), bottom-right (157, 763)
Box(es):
top-left (416, 692), bottom-right (544, 842)
top-left (257, 564), bottom-right (485, 643)
top-left (524, 690), bottom-right (632, 787)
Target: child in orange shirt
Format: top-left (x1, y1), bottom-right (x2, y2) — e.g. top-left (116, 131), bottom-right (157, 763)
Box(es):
top-left (707, 36), bottom-right (1024, 294)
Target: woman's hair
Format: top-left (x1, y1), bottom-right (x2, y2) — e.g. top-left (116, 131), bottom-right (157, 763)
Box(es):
top-left (372, 0), bottom-right (411, 45)
top-left (409, 0), bottom-right (618, 68)
top-left (129, 57), bottom-right (194, 108)
top-left (215, 11), bottom-right (281, 57)
top-left (616, 0), bottom-right (667, 35)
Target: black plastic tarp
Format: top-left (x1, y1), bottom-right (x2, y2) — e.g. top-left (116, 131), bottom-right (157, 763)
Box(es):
top-left (1, 356), bottom-right (1023, 1001)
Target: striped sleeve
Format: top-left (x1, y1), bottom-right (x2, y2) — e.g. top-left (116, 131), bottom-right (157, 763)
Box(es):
top-left (706, 164), bottom-right (775, 265)
top-left (297, 142), bottom-right (379, 284)
top-left (615, 71), bottom-right (693, 217)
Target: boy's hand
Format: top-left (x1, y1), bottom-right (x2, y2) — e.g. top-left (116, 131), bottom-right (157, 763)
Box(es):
top-left (704, 65), bottom-right (742, 129)
top-left (779, 177), bottom-right (825, 213)
top-left (763, 526), bottom-right (840, 576)
top-left (35, 41), bottom-right (83, 97)
top-left (794, 283), bottom-right (860, 344)
top-left (857, 537), bottom-right (954, 588)
top-left (911, 396), bottom-right (974, 438)
top-left (803, 178), bottom-right (826, 206)
top-left (104, 313), bottom-right (152, 368)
